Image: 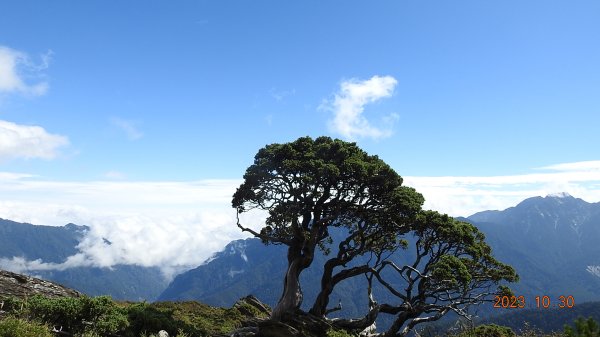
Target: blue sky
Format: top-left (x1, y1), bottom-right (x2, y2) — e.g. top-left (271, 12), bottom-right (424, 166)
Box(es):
top-left (1, 1), bottom-right (599, 275)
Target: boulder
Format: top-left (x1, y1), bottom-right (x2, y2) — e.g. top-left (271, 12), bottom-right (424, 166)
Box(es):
top-left (0, 269), bottom-right (81, 299)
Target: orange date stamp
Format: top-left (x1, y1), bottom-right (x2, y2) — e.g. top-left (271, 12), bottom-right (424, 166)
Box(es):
top-left (493, 295), bottom-right (575, 309)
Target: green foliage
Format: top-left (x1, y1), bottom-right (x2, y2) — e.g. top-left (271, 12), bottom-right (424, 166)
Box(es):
top-left (1, 294), bottom-right (265, 337)
top-left (2, 295), bottom-right (128, 336)
top-left (125, 302), bottom-right (184, 337)
top-left (326, 328), bottom-right (357, 337)
top-left (456, 324), bottom-right (516, 337)
top-left (430, 255), bottom-right (472, 288)
top-left (232, 136), bottom-right (424, 249)
top-left (154, 301), bottom-right (251, 335)
top-left (0, 317), bottom-right (53, 337)
top-left (126, 300), bottom-right (261, 336)
top-left (26, 295), bottom-right (128, 335)
top-left (233, 136), bottom-right (428, 319)
top-left (0, 297), bottom-right (25, 315)
top-left (415, 210), bottom-right (518, 296)
top-left (564, 317), bottom-right (600, 337)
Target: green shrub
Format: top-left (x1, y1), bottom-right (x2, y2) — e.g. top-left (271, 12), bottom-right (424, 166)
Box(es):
top-left (0, 317), bottom-right (53, 337)
top-left (456, 323), bottom-right (515, 337)
top-left (564, 317), bottom-right (600, 337)
top-left (125, 302), bottom-right (183, 337)
top-left (8, 295), bottom-right (128, 336)
top-left (0, 297), bottom-right (26, 316)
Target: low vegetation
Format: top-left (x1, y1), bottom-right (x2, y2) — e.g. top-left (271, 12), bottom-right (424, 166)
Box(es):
top-left (0, 316), bottom-right (53, 337)
top-left (0, 294), bottom-right (267, 337)
top-left (1, 293), bottom-right (599, 337)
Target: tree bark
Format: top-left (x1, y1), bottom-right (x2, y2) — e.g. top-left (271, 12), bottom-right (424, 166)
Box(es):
top-left (271, 244), bottom-right (313, 320)
top-left (309, 259), bottom-right (336, 316)
top-left (271, 258), bottom-right (303, 320)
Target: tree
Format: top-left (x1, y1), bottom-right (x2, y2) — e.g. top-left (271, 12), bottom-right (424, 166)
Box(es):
top-left (232, 136), bottom-right (424, 320)
top-left (359, 211), bottom-right (518, 337)
top-left (232, 136), bottom-right (517, 337)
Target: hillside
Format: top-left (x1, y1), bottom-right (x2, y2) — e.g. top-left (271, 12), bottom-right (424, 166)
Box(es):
top-left (0, 219), bottom-right (167, 301)
top-left (0, 269), bottom-right (276, 337)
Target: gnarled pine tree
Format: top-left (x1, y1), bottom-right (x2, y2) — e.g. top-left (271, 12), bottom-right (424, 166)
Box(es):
top-left (232, 136), bottom-right (517, 337)
top-left (232, 136), bottom-right (424, 320)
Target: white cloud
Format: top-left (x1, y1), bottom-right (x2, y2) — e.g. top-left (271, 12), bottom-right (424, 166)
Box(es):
top-left (110, 117), bottom-right (143, 140)
top-left (0, 120), bottom-right (69, 161)
top-left (0, 176), bottom-right (265, 279)
top-left (0, 46), bottom-right (50, 96)
top-left (538, 160), bottom-right (600, 172)
top-left (404, 160), bottom-right (600, 217)
top-left (0, 160), bottom-right (598, 278)
top-left (323, 75), bottom-right (398, 140)
top-left (0, 172), bottom-right (36, 180)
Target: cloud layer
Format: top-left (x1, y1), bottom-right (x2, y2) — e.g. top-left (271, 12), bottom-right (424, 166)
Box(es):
top-left (0, 46), bottom-right (49, 96)
top-left (324, 75), bottom-right (398, 140)
top-left (0, 177), bottom-right (264, 279)
top-left (0, 160), bottom-right (598, 278)
top-left (0, 120), bottom-right (69, 161)
top-left (404, 160), bottom-right (600, 216)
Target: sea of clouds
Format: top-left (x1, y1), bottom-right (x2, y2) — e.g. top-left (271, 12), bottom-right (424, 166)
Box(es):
top-left (1, 161), bottom-right (599, 280)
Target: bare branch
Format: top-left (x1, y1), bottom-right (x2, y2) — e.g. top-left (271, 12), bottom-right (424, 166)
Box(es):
top-left (235, 210), bottom-right (291, 245)
top-left (330, 304), bottom-right (381, 331)
top-left (325, 299), bottom-right (342, 315)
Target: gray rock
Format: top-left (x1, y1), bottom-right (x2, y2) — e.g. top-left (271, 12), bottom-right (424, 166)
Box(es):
top-left (0, 269), bottom-right (81, 299)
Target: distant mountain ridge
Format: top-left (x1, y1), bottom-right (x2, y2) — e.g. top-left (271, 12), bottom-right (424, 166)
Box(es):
top-left (0, 218), bottom-right (167, 301)
top-left (0, 219), bottom-right (86, 263)
top-left (468, 193), bottom-right (600, 304)
top-left (159, 238), bottom-right (287, 306)
top-left (159, 229), bottom-right (376, 319)
top-left (159, 193), bottom-right (600, 325)
top-left (3, 192), bottom-right (599, 325)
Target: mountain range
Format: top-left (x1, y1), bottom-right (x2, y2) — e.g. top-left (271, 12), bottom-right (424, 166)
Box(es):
top-left (159, 193), bottom-right (600, 321)
top-left (2, 192), bottom-right (599, 324)
top-left (0, 219), bottom-right (167, 301)
top-left (467, 193), bottom-right (600, 305)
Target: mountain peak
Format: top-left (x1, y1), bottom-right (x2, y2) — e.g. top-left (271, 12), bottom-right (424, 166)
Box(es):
top-left (546, 192), bottom-right (573, 199)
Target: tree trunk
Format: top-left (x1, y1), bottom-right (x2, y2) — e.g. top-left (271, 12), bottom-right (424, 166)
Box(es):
top-left (271, 243), bottom-right (314, 320)
top-left (311, 261), bottom-right (371, 317)
top-left (271, 258), bottom-right (304, 320)
top-left (384, 311), bottom-right (418, 337)
top-left (310, 260), bottom-right (336, 316)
